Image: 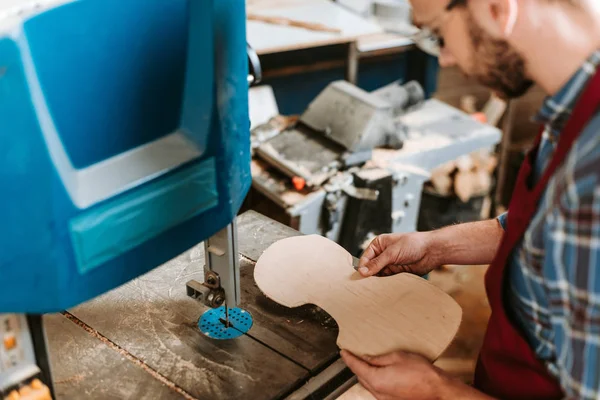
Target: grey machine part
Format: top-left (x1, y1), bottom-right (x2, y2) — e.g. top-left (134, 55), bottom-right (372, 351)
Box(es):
top-left (299, 80), bottom-right (421, 153)
top-left (250, 79), bottom-right (501, 255)
top-left (254, 80), bottom-right (425, 188)
top-left (186, 44), bottom-right (262, 314)
top-left (186, 222), bottom-right (242, 310)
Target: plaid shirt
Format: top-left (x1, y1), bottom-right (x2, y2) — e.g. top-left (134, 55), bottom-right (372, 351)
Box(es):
top-left (498, 50), bottom-right (600, 400)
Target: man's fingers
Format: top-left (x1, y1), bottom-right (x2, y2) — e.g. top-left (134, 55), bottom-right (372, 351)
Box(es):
top-left (359, 246), bottom-right (375, 265)
top-left (361, 252), bottom-right (394, 276)
top-left (340, 350), bottom-right (379, 382)
top-left (358, 241), bottom-right (379, 270)
top-left (341, 351), bottom-right (379, 396)
top-left (361, 351), bottom-right (408, 367)
top-left (379, 264), bottom-right (412, 276)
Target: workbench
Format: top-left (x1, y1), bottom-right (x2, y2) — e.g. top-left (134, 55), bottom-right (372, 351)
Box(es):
top-left (45, 212), bottom-right (350, 400)
top-left (247, 0), bottom-right (382, 56)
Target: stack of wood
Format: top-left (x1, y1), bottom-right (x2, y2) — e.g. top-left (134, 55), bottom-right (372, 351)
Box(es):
top-left (427, 149), bottom-right (498, 203)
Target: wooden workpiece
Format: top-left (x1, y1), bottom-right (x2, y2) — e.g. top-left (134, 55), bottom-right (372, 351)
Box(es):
top-left (255, 235), bottom-right (462, 360)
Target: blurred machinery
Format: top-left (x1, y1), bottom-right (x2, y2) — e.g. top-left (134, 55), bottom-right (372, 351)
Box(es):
top-left (249, 80), bottom-right (501, 256)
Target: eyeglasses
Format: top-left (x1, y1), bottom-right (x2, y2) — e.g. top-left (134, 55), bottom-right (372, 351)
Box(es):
top-left (411, 0), bottom-right (466, 57)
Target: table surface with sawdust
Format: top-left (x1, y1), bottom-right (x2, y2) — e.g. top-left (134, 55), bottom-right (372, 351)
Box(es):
top-left (46, 211), bottom-right (491, 399)
top-left (45, 211), bottom-right (340, 400)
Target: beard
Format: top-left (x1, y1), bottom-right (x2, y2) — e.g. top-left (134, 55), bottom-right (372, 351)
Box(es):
top-left (467, 14), bottom-right (534, 99)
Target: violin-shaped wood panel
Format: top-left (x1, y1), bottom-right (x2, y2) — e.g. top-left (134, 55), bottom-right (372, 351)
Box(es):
top-left (254, 235), bottom-right (462, 360)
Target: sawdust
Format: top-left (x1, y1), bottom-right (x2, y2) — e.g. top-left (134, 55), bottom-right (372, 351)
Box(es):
top-left (61, 312), bottom-right (197, 400)
top-left (54, 374), bottom-right (85, 385)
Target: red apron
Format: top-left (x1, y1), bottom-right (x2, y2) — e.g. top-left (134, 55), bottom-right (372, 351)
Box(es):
top-left (474, 69), bottom-right (600, 399)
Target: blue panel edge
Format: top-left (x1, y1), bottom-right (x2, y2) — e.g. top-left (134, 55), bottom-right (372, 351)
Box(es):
top-left (69, 158), bottom-right (218, 274)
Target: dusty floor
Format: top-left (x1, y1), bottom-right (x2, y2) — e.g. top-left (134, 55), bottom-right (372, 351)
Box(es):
top-left (429, 265), bottom-right (491, 384)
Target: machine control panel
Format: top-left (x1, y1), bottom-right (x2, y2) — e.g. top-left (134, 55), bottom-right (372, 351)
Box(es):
top-left (0, 315), bottom-right (51, 400)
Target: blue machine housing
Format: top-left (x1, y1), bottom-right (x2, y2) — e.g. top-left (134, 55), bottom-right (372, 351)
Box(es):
top-left (0, 0), bottom-right (251, 312)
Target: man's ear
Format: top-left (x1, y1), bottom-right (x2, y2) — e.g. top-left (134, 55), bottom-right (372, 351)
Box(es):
top-left (468, 0), bottom-right (518, 38)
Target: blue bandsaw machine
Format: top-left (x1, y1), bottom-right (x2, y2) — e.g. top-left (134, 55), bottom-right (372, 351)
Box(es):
top-left (0, 0), bottom-right (254, 315)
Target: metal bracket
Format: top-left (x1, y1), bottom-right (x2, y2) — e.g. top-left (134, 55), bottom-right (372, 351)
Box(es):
top-left (186, 269), bottom-right (228, 308)
top-left (247, 43), bottom-right (262, 86)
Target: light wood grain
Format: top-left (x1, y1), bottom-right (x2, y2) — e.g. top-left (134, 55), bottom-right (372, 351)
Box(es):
top-left (254, 235), bottom-right (462, 359)
top-left (255, 235), bottom-right (462, 400)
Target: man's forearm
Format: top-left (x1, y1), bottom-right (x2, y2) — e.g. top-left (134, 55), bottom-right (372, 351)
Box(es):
top-left (426, 219), bottom-right (504, 266)
top-left (439, 373), bottom-right (496, 400)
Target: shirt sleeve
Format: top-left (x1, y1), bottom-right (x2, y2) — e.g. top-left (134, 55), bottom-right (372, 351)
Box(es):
top-left (497, 212), bottom-right (508, 230)
top-left (545, 132), bottom-right (600, 400)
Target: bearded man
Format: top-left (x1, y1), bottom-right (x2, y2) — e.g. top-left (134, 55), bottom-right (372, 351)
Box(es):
top-left (342, 1), bottom-right (600, 399)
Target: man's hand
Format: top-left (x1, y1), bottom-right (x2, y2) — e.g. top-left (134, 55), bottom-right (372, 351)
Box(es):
top-left (358, 232), bottom-right (438, 277)
top-left (358, 219), bottom-right (506, 278)
top-left (341, 350), bottom-right (445, 400)
top-left (341, 350), bottom-right (493, 400)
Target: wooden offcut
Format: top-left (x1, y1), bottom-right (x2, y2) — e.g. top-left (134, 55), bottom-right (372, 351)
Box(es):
top-left (426, 150), bottom-right (497, 203)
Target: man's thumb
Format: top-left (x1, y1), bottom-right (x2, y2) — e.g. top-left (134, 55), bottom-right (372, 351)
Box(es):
top-left (362, 252), bottom-right (391, 276)
top-left (363, 351), bottom-right (407, 366)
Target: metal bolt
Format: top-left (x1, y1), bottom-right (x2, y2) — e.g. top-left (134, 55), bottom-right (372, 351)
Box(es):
top-left (207, 293), bottom-right (215, 303)
top-left (404, 194), bottom-right (414, 208)
top-left (393, 174), bottom-right (408, 186)
top-left (214, 295), bottom-right (225, 307)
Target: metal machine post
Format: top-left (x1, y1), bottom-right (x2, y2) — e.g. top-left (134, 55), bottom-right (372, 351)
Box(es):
top-left (186, 221), bottom-right (241, 310)
top-left (186, 220), bottom-right (253, 340)
top-left (185, 43), bottom-right (260, 314)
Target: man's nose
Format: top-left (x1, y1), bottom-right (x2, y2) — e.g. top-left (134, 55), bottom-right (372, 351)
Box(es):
top-left (438, 48), bottom-right (457, 68)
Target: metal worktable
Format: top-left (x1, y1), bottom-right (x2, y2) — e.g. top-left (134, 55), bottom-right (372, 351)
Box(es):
top-left (45, 211), bottom-right (345, 400)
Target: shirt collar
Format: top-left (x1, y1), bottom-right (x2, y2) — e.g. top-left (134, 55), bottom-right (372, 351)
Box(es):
top-left (534, 50), bottom-right (600, 131)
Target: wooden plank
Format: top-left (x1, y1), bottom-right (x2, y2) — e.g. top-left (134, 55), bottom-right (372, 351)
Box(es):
top-left (68, 246), bottom-right (307, 400)
top-left (247, 13), bottom-right (342, 34)
top-left (45, 314), bottom-right (182, 400)
top-left (254, 235), bottom-right (463, 360)
top-left (247, 0), bottom-right (382, 55)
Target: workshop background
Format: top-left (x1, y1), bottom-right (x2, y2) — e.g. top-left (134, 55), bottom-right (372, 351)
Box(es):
top-left (243, 0), bottom-right (543, 386)
top-left (0, 0), bottom-right (545, 399)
